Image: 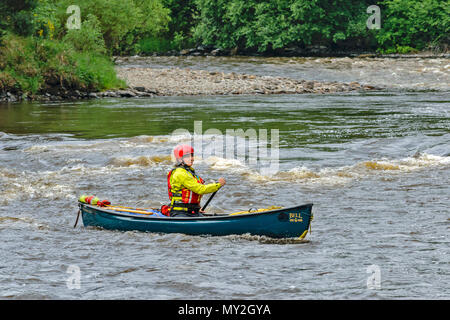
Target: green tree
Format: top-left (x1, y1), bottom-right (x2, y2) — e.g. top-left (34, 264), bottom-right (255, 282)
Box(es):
top-left (163, 0), bottom-right (199, 38)
top-left (193, 0), bottom-right (372, 53)
top-left (0, 0), bottom-right (39, 36)
top-left (63, 14), bottom-right (107, 55)
top-left (48, 0), bottom-right (170, 54)
top-left (375, 0), bottom-right (449, 52)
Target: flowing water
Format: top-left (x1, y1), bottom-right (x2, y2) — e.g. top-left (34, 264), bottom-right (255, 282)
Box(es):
top-left (0, 57), bottom-right (449, 299)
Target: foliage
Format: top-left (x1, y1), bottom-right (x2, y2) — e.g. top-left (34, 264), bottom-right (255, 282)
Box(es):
top-left (31, 0), bottom-right (60, 40)
top-left (1, 0), bottom-right (448, 98)
top-left (162, 0), bottom-right (199, 38)
top-left (3, 0), bottom-right (447, 57)
top-left (136, 37), bottom-right (177, 53)
top-left (192, 0), bottom-right (372, 52)
top-left (50, 0), bottom-right (170, 54)
top-left (136, 0), bottom-right (198, 54)
top-left (136, 32), bottom-right (196, 54)
top-left (191, 0), bottom-right (448, 54)
top-left (0, 34), bottom-right (125, 95)
top-left (375, 0), bottom-right (450, 52)
top-left (377, 45), bottom-right (418, 54)
top-left (62, 14), bottom-right (107, 55)
top-left (0, 0), bottom-right (39, 36)
top-left (0, 0), bottom-right (171, 55)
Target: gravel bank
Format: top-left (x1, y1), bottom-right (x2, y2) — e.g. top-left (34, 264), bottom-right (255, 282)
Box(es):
top-left (0, 65), bottom-right (382, 103)
top-left (115, 66), bottom-right (382, 96)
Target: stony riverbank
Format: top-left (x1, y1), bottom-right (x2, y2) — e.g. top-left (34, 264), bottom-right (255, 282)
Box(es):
top-left (0, 65), bottom-right (382, 103)
top-left (114, 67), bottom-right (381, 96)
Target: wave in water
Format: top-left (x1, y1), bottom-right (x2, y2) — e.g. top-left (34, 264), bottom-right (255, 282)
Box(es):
top-left (1, 153), bottom-right (448, 204)
top-left (0, 168), bottom-right (75, 204)
top-left (244, 153), bottom-right (450, 185)
top-left (107, 155), bottom-right (172, 167)
top-left (0, 216), bottom-right (50, 231)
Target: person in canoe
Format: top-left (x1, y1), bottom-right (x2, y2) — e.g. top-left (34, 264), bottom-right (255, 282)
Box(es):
top-left (165, 144), bottom-right (226, 217)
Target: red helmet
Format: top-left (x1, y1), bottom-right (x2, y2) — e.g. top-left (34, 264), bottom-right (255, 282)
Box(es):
top-left (173, 144), bottom-right (194, 162)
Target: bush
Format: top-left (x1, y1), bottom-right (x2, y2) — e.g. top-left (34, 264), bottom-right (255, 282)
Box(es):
top-left (0, 34), bottom-right (125, 95)
top-left (162, 0), bottom-right (199, 40)
top-left (31, 0), bottom-right (60, 39)
top-left (0, 35), bottom-right (42, 93)
top-left (51, 0), bottom-right (170, 54)
top-left (71, 52), bottom-right (126, 90)
top-left (374, 0), bottom-right (449, 52)
top-left (136, 32), bottom-right (196, 54)
top-left (0, 0), bottom-right (39, 36)
top-left (62, 14), bottom-right (107, 55)
top-left (192, 0), bottom-right (371, 52)
top-left (0, 71), bottom-right (19, 94)
top-left (137, 37), bottom-right (175, 53)
top-left (190, 0), bottom-right (448, 54)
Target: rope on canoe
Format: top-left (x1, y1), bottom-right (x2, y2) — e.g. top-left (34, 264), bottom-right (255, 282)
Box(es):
top-left (229, 205), bottom-right (283, 216)
top-left (104, 205), bottom-right (155, 215)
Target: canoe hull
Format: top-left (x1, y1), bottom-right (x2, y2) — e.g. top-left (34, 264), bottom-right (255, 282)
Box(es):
top-left (79, 203), bottom-right (313, 239)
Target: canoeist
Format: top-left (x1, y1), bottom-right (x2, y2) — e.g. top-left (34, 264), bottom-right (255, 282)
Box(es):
top-left (165, 144), bottom-right (226, 217)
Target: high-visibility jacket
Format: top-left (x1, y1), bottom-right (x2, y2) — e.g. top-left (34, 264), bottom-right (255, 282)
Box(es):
top-left (167, 165), bottom-right (221, 212)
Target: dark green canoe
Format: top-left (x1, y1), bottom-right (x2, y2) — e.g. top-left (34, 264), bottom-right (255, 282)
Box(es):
top-left (78, 202), bottom-right (313, 239)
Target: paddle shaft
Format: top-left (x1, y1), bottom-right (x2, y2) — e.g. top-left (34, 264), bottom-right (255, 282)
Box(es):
top-left (73, 209), bottom-right (81, 228)
top-left (201, 191), bottom-right (217, 211)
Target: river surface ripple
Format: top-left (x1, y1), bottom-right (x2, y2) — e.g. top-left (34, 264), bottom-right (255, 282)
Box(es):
top-left (0, 57), bottom-right (449, 299)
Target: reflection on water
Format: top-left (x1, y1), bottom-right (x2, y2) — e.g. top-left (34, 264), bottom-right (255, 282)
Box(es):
top-left (0, 57), bottom-right (449, 299)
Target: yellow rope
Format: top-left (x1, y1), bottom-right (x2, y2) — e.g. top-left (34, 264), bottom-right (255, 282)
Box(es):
top-left (106, 204), bottom-right (154, 211)
top-left (104, 205), bottom-right (155, 215)
top-left (229, 205), bottom-right (283, 216)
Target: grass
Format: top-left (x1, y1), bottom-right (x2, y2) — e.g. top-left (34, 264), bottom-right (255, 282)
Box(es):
top-left (0, 33), bottom-right (126, 97)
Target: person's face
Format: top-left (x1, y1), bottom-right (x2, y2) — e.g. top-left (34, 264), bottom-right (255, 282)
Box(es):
top-left (182, 153), bottom-right (194, 166)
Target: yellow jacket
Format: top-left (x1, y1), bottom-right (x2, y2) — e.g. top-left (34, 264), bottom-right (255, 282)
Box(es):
top-left (168, 166), bottom-right (221, 209)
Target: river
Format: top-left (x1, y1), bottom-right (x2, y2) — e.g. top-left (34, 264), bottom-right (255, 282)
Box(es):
top-left (0, 56), bottom-right (449, 299)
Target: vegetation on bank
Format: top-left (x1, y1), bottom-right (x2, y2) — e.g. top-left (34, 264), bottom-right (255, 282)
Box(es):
top-left (0, 34), bottom-right (127, 96)
top-left (190, 0), bottom-right (448, 55)
top-left (0, 0), bottom-right (448, 97)
top-left (0, 0), bottom-right (171, 97)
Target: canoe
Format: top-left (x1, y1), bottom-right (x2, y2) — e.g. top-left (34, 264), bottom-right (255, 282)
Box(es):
top-left (78, 202), bottom-right (313, 239)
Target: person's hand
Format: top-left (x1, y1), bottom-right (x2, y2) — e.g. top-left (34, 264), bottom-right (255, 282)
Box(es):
top-left (218, 177), bottom-right (226, 186)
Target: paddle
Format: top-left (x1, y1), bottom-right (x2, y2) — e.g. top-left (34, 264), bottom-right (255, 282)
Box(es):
top-left (73, 209), bottom-right (81, 228)
top-left (201, 191), bottom-right (217, 212)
